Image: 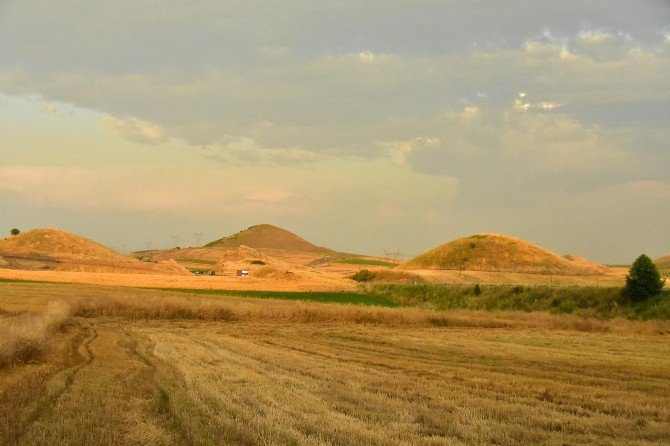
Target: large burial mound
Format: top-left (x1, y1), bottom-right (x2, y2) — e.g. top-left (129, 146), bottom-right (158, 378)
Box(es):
top-left (0, 228), bottom-right (189, 275)
top-left (0, 228), bottom-right (129, 262)
top-left (204, 224), bottom-right (333, 253)
top-left (404, 234), bottom-right (609, 276)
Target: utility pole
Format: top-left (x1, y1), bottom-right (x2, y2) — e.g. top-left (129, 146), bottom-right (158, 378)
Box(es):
top-left (194, 232), bottom-right (204, 246)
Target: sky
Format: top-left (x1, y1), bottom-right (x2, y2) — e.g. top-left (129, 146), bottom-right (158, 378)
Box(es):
top-left (0, 1), bottom-right (668, 263)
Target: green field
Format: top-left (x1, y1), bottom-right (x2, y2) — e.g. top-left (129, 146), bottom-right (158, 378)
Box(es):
top-left (147, 287), bottom-right (397, 307)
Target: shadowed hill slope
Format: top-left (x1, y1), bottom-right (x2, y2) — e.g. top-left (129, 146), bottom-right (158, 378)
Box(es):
top-left (204, 224), bottom-right (333, 253)
top-left (404, 234), bottom-right (609, 275)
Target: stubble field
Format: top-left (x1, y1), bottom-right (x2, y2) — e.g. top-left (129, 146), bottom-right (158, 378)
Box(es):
top-left (1, 281), bottom-right (669, 445)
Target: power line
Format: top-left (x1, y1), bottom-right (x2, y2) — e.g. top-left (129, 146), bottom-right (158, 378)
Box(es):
top-left (194, 232), bottom-right (204, 246)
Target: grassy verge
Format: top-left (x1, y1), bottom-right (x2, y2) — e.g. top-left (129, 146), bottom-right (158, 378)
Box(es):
top-left (145, 287), bottom-right (398, 307)
top-left (0, 277), bottom-right (53, 284)
top-left (364, 283), bottom-right (670, 319)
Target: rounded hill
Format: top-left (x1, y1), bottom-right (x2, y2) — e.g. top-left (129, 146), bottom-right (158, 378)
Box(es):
top-left (0, 228), bottom-right (131, 262)
top-left (204, 224), bottom-right (332, 253)
top-left (404, 234), bottom-right (608, 275)
top-left (0, 228), bottom-right (191, 275)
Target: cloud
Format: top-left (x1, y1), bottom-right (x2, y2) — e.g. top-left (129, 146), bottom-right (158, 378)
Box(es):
top-left (0, 166), bottom-right (98, 208)
top-left (39, 103), bottom-right (61, 116)
top-left (190, 135), bottom-right (321, 166)
top-left (102, 116), bottom-right (167, 145)
top-left (384, 136), bottom-right (440, 168)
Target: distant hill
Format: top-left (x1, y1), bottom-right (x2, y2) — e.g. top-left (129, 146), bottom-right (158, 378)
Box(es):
top-left (0, 228), bottom-right (131, 263)
top-left (655, 255), bottom-right (670, 277)
top-left (0, 228), bottom-right (190, 275)
top-left (403, 233), bottom-right (609, 275)
top-left (204, 224), bottom-right (333, 253)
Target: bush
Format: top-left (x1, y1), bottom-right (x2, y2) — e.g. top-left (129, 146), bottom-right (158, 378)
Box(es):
top-left (623, 254), bottom-right (665, 302)
top-left (473, 284), bottom-right (481, 296)
top-left (10, 228), bottom-right (19, 236)
top-left (351, 270), bottom-right (376, 282)
top-left (250, 260), bottom-right (266, 265)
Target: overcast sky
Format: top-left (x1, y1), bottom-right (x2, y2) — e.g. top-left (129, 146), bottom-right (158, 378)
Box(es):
top-left (0, 1), bottom-right (668, 262)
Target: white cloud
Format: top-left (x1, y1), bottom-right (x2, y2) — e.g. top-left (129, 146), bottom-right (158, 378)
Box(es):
top-left (538, 101), bottom-right (560, 110)
top-left (39, 103), bottom-right (61, 116)
top-left (195, 137), bottom-right (320, 166)
top-left (383, 137), bottom-right (440, 168)
top-left (103, 116), bottom-right (167, 145)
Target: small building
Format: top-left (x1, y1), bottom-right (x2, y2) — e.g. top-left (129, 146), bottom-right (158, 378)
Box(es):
top-left (236, 269), bottom-right (249, 277)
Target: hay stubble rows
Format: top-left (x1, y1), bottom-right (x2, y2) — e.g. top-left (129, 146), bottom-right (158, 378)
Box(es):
top-left (1, 282), bottom-right (669, 445)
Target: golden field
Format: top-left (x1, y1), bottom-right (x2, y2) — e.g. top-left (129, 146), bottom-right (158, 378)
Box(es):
top-left (1, 281), bottom-right (669, 445)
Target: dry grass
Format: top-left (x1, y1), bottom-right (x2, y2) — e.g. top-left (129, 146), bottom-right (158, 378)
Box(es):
top-left (204, 223), bottom-right (332, 253)
top-left (133, 321), bottom-right (670, 445)
top-left (405, 233), bottom-right (610, 275)
top-left (0, 228), bottom-right (192, 276)
top-left (0, 300), bottom-right (70, 368)
top-left (1, 282), bottom-right (670, 445)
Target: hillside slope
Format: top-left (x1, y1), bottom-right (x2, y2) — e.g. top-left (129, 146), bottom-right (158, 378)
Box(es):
top-left (655, 255), bottom-right (670, 277)
top-left (204, 224), bottom-right (332, 253)
top-left (0, 228), bottom-right (131, 262)
top-left (404, 234), bottom-right (608, 275)
top-left (0, 228), bottom-right (190, 275)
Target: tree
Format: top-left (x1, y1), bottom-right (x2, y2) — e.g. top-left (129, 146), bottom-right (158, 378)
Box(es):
top-left (10, 228), bottom-right (20, 236)
top-left (622, 254), bottom-right (665, 302)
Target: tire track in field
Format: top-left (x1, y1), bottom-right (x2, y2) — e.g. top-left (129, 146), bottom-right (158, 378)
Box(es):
top-left (120, 328), bottom-right (192, 446)
top-left (19, 324), bottom-right (184, 445)
top-left (11, 322), bottom-right (97, 445)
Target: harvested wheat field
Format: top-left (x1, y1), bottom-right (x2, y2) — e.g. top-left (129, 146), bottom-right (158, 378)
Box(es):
top-left (1, 281), bottom-right (669, 445)
top-left (0, 266), bottom-right (355, 292)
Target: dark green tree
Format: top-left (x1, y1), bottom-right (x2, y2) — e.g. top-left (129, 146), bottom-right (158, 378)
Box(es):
top-left (10, 228), bottom-right (20, 236)
top-left (622, 254), bottom-right (665, 302)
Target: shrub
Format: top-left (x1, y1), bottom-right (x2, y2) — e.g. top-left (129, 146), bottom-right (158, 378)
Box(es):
top-left (623, 254), bottom-right (665, 302)
top-left (351, 269), bottom-right (376, 282)
top-left (10, 228), bottom-right (20, 236)
top-left (250, 260), bottom-right (266, 265)
top-left (473, 284), bottom-right (482, 296)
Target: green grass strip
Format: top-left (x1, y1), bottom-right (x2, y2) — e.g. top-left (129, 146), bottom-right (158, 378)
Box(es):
top-left (0, 277), bottom-right (54, 284)
top-left (145, 287), bottom-right (397, 307)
